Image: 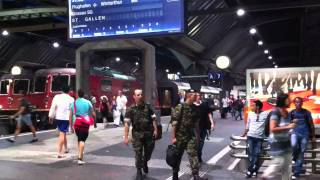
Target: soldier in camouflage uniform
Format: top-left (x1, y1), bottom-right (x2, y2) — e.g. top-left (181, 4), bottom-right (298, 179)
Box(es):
top-left (124, 89), bottom-right (158, 180)
top-left (171, 90), bottom-right (208, 180)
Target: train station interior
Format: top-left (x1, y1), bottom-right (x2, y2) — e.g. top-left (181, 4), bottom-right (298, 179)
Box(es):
top-left (0, 0), bottom-right (320, 180)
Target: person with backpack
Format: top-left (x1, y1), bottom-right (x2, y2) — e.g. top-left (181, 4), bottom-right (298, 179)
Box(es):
top-left (7, 90), bottom-right (38, 143)
top-left (124, 89), bottom-right (158, 180)
top-left (261, 93), bottom-right (296, 180)
top-left (241, 100), bottom-right (269, 178)
top-left (290, 97), bottom-right (316, 179)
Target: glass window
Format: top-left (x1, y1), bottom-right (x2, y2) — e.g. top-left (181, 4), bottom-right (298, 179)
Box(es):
top-left (52, 75), bottom-right (69, 92)
top-left (33, 76), bottom-right (46, 92)
top-left (14, 79), bottom-right (29, 94)
top-left (123, 83), bottom-right (130, 93)
top-left (101, 80), bottom-right (112, 92)
top-left (0, 80), bottom-right (10, 94)
top-left (70, 75), bottom-right (76, 91)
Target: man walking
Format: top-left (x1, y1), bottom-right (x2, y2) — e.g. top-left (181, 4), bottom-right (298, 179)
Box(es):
top-left (290, 97), bottom-right (316, 179)
top-left (7, 90), bottom-right (38, 143)
top-left (49, 86), bottom-right (74, 158)
top-left (241, 100), bottom-right (268, 178)
top-left (171, 90), bottom-right (207, 180)
top-left (116, 90), bottom-right (128, 126)
top-left (124, 89), bottom-right (158, 180)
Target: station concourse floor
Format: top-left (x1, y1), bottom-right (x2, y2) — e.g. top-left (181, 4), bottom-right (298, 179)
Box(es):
top-left (0, 113), bottom-right (319, 180)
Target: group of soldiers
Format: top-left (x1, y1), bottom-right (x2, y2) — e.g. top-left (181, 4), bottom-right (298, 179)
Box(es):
top-left (124, 89), bottom-right (207, 180)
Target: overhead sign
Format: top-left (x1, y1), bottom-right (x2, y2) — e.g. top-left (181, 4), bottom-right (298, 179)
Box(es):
top-left (68, 0), bottom-right (185, 40)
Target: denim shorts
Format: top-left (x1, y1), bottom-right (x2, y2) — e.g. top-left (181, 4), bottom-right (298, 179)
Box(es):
top-left (17, 114), bottom-right (32, 127)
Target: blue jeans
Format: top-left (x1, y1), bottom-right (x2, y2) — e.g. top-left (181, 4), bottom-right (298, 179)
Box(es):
top-left (291, 133), bottom-right (308, 176)
top-left (247, 136), bottom-right (263, 173)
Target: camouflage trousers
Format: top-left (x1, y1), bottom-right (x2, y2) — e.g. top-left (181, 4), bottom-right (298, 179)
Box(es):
top-left (173, 137), bottom-right (200, 175)
top-left (132, 131), bottom-right (155, 168)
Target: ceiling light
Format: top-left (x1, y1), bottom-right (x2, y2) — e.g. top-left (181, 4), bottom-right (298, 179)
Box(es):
top-left (273, 62), bottom-right (276, 65)
top-left (258, 41), bottom-right (263, 46)
top-left (177, 72), bottom-right (181, 75)
top-left (236, 9), bottom-right (245, 17)
top-left (165, 69), bottom-right (169, 73)
top-left (135, 62), bottom-right (139, 66)
top-left (249, 28), bottom-right (257, 35)
top-left (216, 56), bottom-right (231, 69)
top-left (115, 57), bottom-right (121, 62)
top-left (264, 50), bottom-right (269, 54)
top-left (2, 30), bottom-right (9, 36)
top-left (268, 56), bottom-right (273, 60)
top-left (11, 66), bottom-right (22, 75)
top-left (53, 42), bottom-right (60, 48)
top-left (274, 65), bottom-right (278, 68)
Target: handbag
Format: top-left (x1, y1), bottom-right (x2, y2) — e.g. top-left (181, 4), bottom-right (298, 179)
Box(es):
top-left (73, 101), bottom-right (94, 126)
top-left (166, 144), bottom-right (179, 168)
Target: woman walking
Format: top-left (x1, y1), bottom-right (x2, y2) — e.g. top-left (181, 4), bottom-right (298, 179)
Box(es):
top-left (70, 89), bottom-right (96, 165)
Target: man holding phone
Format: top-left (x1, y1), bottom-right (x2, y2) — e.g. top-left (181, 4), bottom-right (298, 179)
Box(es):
top-left (290, 97), bottom-right (316, 179)
top-left (124, 89), bottom-right (158, 180)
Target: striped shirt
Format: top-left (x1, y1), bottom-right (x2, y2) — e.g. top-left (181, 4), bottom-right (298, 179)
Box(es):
top-left (246, 111), bottom-right (269, 139)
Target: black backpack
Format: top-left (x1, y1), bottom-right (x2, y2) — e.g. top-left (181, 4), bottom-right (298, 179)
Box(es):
top-left (166, 144), bottom-right (179, 167)
top-left (264, 108), bottom-right (281, 137)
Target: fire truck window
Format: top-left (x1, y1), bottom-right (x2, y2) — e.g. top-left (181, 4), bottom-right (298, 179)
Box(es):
top-left (70, 76), bottom-right (76, 91)
top-left (34, 76), bottom-right (46, 92)
top-left (0, 80), bottom-right (10, 94)
top-left (13, 79), bottom-right (29, 94)
top-left (52, 75), bottom-right (69, 92)
top-left (101, 80), bottom-right (112, 92)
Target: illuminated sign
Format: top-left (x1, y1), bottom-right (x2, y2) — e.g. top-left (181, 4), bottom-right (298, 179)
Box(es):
top-left (68, 0), bottom-right (184, 40)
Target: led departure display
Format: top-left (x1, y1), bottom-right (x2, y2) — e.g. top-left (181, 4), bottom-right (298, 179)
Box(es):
top-left (68, 0), bottom-right (184, 40)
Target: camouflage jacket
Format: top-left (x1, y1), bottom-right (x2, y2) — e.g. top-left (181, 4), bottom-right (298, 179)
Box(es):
top-left (125, 102), bottom-right (156, 133)
top-left (171, 103), bottom-right (199, 139)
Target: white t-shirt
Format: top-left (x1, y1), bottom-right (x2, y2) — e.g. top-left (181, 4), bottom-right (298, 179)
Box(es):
top-left (48, 93), bottom-right (74, 121)
top-left (246, 111), bottom-right (269, 138)
top-left (222, 98), bottom-right (228, 108)
top-left (116, 95), bottom-right (128, 110)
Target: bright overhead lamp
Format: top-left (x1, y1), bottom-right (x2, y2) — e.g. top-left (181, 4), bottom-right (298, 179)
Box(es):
top-left (216, 56), bottom-right (231, 69)
top-left (115, 57), bottom-right (121, 62)
top-left (53, 42), bottom-right (60, 48)
top-left (249, 28), bottom-right (257, 35)
top-left (2, 30), bottom-right (9, 36)
top-left (135, 62), bottom-right (139, 66)
top-left (268, 56), bottom-right (273, 60)
top-left (11, 66), bottom-right (22, 75)
top-left (274, 65), bottom-right (278, 68)
top-left (177, 72), bottom-right (181, 75)
top-left (264, 50), bottom-right (269, 54)
top-left (236, 8), bottom-right (245, 17)
top-left (165, 69), bottom-right (169, 73)
top-left (258, 41), bottom-right (263, 46)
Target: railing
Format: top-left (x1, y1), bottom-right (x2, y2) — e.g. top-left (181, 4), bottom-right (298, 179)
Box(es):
top-left (230, 135), bottom-right (320, 174)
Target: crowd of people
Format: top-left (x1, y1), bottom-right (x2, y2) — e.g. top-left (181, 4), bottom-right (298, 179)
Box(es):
top-left (221, 95), bottom-right (246, 120)
top-left (242, 94), bottom-right (316, 179)
top-left (5, 87), bottom-right (318, 180)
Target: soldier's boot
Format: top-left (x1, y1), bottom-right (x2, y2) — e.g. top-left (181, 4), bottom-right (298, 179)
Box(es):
top-left (192, 175), bottom-right (208, 180)
top-left (136, 168), bottom-right (143, 180)
top-left (143, 160), bottom-right (148, 173)
top-left (172, 172), bottom-right (179, 180)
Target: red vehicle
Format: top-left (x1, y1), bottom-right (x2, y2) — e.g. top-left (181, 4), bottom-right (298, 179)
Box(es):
top-left (0, 67), bottom-right (141, 133)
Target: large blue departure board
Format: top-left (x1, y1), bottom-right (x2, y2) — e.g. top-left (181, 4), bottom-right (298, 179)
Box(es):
top-left (68, 0), bottom-right (184, 40)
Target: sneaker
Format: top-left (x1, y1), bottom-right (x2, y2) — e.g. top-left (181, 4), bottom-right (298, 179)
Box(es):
top-left (78, 159), bottom-right (86, 165)
top-left (245, 171), bottom-right (252, 178)
top-left (292, 175), bottom-right (297, 179)
top-left (29, 138), bottom-right (38, 143)
top-left (252, 172), bottom-right (257, 177)
top-left (6, 138), bottom-right (15, 143)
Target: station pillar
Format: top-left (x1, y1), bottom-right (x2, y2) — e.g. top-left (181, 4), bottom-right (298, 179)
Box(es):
top-left (75, 39), bottom-right (157, 105)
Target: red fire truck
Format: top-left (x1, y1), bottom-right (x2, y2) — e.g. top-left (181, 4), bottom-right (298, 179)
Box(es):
top-left (0, 67), bottom-right (141, 134)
